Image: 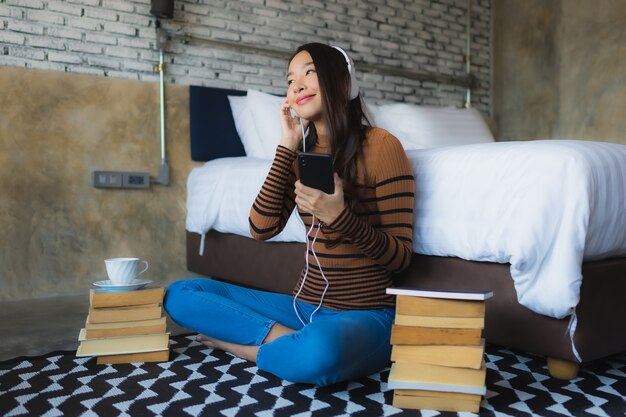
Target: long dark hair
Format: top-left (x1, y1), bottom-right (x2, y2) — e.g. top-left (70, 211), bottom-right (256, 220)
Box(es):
top-left (289, 43), bottom-right (371, 211)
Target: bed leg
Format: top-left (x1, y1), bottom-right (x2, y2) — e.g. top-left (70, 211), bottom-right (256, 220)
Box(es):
top-left (546, 357), bottom-right (579, 380)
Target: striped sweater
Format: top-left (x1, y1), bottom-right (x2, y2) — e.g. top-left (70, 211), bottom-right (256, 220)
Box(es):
top-left (249, 127), bottom-right (415, 310)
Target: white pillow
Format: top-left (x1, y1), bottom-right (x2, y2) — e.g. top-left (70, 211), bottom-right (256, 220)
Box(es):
top-left (246, 89), bottom-right (285, 159)
top-left (227, 95), bottom-right (265, 158)
top-left (369, 103), bottom-right (494, 150)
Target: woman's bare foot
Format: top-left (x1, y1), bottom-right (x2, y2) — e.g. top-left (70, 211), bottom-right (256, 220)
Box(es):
top-left (196, 334), bottom-right (260, 362)
top-left (195, 323), bottom-right (296, 363)
top-left (196, 334), bottom-right (219, 349)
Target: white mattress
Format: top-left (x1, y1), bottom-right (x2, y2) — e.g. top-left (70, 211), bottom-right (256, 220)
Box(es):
top-left (186, 140), bottom-right (626, 319)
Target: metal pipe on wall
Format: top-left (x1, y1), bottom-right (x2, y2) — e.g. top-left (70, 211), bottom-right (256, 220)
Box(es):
top-left (465, 0), bottom-right (473, 108)
top-left (152, 22), bottom-right (170, 186)
top-left (150, 0), bottom-right (173, 186)
top-left (159, 49), bottom-right (166, 161)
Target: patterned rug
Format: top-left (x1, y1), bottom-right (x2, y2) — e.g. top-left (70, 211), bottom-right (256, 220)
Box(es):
top-left (0, 334), bottom-right (624, 417)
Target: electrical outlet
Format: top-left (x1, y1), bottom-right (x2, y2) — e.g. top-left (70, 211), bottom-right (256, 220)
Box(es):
top-left (122, 172), bottom-right (150, 189)
top-left (93, 171), bottom-right (151, 189)
top-left (93, 171), bottom-right (123, 188)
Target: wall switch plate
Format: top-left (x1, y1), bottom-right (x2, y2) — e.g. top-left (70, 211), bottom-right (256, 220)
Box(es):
top-left (93, 171), bottom-right (151, 189)
top-left (93, 171), bottom-right (123, 188)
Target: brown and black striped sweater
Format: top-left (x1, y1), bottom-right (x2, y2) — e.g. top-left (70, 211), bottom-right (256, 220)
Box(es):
top-left (249, 127), bottom-right (415, 310)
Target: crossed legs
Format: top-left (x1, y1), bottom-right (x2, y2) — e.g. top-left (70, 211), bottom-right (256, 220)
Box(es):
top-left (164, 277), bottom-right (394, 386)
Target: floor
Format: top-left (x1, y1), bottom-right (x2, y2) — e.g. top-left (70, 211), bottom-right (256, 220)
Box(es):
top-left (0, 294), bottom-right (187, 362)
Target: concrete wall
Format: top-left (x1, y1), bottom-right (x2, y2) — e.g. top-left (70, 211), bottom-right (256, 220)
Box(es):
top-left (0, 0), bottom-right (493, 301)
top-left (493, 0), bottom-right (626, 144)
top-left (0, 65), bottom-right (192, 300)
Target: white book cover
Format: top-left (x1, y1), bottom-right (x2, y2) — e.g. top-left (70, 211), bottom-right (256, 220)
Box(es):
top-left (76, 333), bottom-right (170, 356)
top-left (387, 380), bottom-right (487, 396)
top-left (386, 287), bottom-right (493, 301)
top-left (387, 363), bottom-right (487, 395)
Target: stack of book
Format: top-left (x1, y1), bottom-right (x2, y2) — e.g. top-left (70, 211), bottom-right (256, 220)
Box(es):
top-left (76, 287), bottom-right (170, 364)
top-left (386, 287), bottom-right (493, 413)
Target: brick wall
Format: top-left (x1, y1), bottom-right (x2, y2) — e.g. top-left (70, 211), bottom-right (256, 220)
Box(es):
top-left (0, 0), bottom-right (491, 112)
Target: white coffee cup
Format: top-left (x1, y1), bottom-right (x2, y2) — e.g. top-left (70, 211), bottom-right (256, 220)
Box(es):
top-left (104, 257), bottom-right (149, 285)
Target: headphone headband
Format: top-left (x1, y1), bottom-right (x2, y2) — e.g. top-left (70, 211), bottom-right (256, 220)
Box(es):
top-left (332, 46), bottom-right (359, 100)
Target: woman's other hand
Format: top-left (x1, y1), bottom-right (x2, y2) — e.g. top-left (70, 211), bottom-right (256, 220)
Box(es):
top-left (295, 174), bottom-right (345, 225)
top-left (279, 98), bottom-right (308, 152)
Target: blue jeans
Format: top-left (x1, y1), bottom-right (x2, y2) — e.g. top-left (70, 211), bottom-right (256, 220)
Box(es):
top-left (164, 278), bottom-right (394, 386)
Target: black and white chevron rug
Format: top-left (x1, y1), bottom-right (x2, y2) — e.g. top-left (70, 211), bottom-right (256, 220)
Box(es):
top-left (0, 334), bottom-right (624, 417)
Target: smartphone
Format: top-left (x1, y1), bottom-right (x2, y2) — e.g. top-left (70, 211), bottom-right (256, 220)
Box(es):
top-left (298, 152), bottom-right (334, 194)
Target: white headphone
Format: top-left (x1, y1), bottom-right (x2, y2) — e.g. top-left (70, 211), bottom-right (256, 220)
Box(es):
top-left (332, 46), bottom-right (359, 100)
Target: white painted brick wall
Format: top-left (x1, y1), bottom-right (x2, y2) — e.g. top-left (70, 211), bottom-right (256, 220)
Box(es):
top-left (0, 0), bottom-right (491, 112)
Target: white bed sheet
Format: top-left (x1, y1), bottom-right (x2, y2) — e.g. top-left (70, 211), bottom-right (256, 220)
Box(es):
top-left (186, 157), bottom-right (305, 243)
top-left (186, 140), bottom-right (626, 319)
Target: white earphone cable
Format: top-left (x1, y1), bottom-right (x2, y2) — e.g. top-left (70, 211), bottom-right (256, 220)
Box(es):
top-left (292, 117), bottom-right (328, 325)
top-left (308, 220), bottom-right (329, 322)
top-left (300, 118), bottom-right (307, 152)
top-left (293, 215), bottom-right (315, 326)
top-left (293, 214), bottom-right (329, 325)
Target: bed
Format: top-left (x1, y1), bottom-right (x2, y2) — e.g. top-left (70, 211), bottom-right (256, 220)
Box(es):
top-left (185, 85), bottom-right (626, 379)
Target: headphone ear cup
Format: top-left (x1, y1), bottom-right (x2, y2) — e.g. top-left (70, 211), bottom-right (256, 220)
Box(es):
top-left (331, 46), bottom-right (359, 100)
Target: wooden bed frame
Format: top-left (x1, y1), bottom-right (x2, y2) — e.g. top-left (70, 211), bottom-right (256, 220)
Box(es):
top-left (186, 85), bottom-right (626, 380)
top-left (187, 230), bottom-right (626, 380)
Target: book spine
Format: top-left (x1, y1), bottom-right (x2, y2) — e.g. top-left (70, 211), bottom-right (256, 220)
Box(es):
top-left (87, 306), bottom-right (163, 324)
top-left (387, 380), bottom-right (487, 396)
top-left (391, 343), bottom-right (484, 369)
top-left (76, 333), bottom-right (170, 357)
top-left (392, 392), bottom-right (480, 413)
top-left (396, 296), bottom-right (485, 318)
top-left (90, 287), bottom-right (165, 308)
top-left (391, 325), bottom-right (482, 346)
top-left (96, 349), bottom-right (170, 365)
top-left (394, 314), bottom-right (484, 329)
top-left (386, 288), bottom-right (492, 300)
top-left (85, 322), bottom-right (166, 339)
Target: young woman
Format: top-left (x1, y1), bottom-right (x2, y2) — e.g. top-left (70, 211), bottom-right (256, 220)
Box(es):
top-left (164, 43), bottom-right (415, 386)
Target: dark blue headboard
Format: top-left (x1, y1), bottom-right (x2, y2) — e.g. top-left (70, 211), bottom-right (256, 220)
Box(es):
top-left (189, 86), bottom-right (246, 161)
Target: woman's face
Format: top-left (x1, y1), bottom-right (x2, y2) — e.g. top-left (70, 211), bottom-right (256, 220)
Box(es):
top-left (287, 50), bottom-right (323, 122)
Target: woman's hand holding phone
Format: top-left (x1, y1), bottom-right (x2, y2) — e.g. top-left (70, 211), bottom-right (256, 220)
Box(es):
top-left (295, 174), bottom-right (345, 225)
top-left (279, 98), bottom-right (308, 152)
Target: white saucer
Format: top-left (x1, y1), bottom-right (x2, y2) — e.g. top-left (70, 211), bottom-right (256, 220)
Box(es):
top-left (93, 279), bottom-right (152, 292)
